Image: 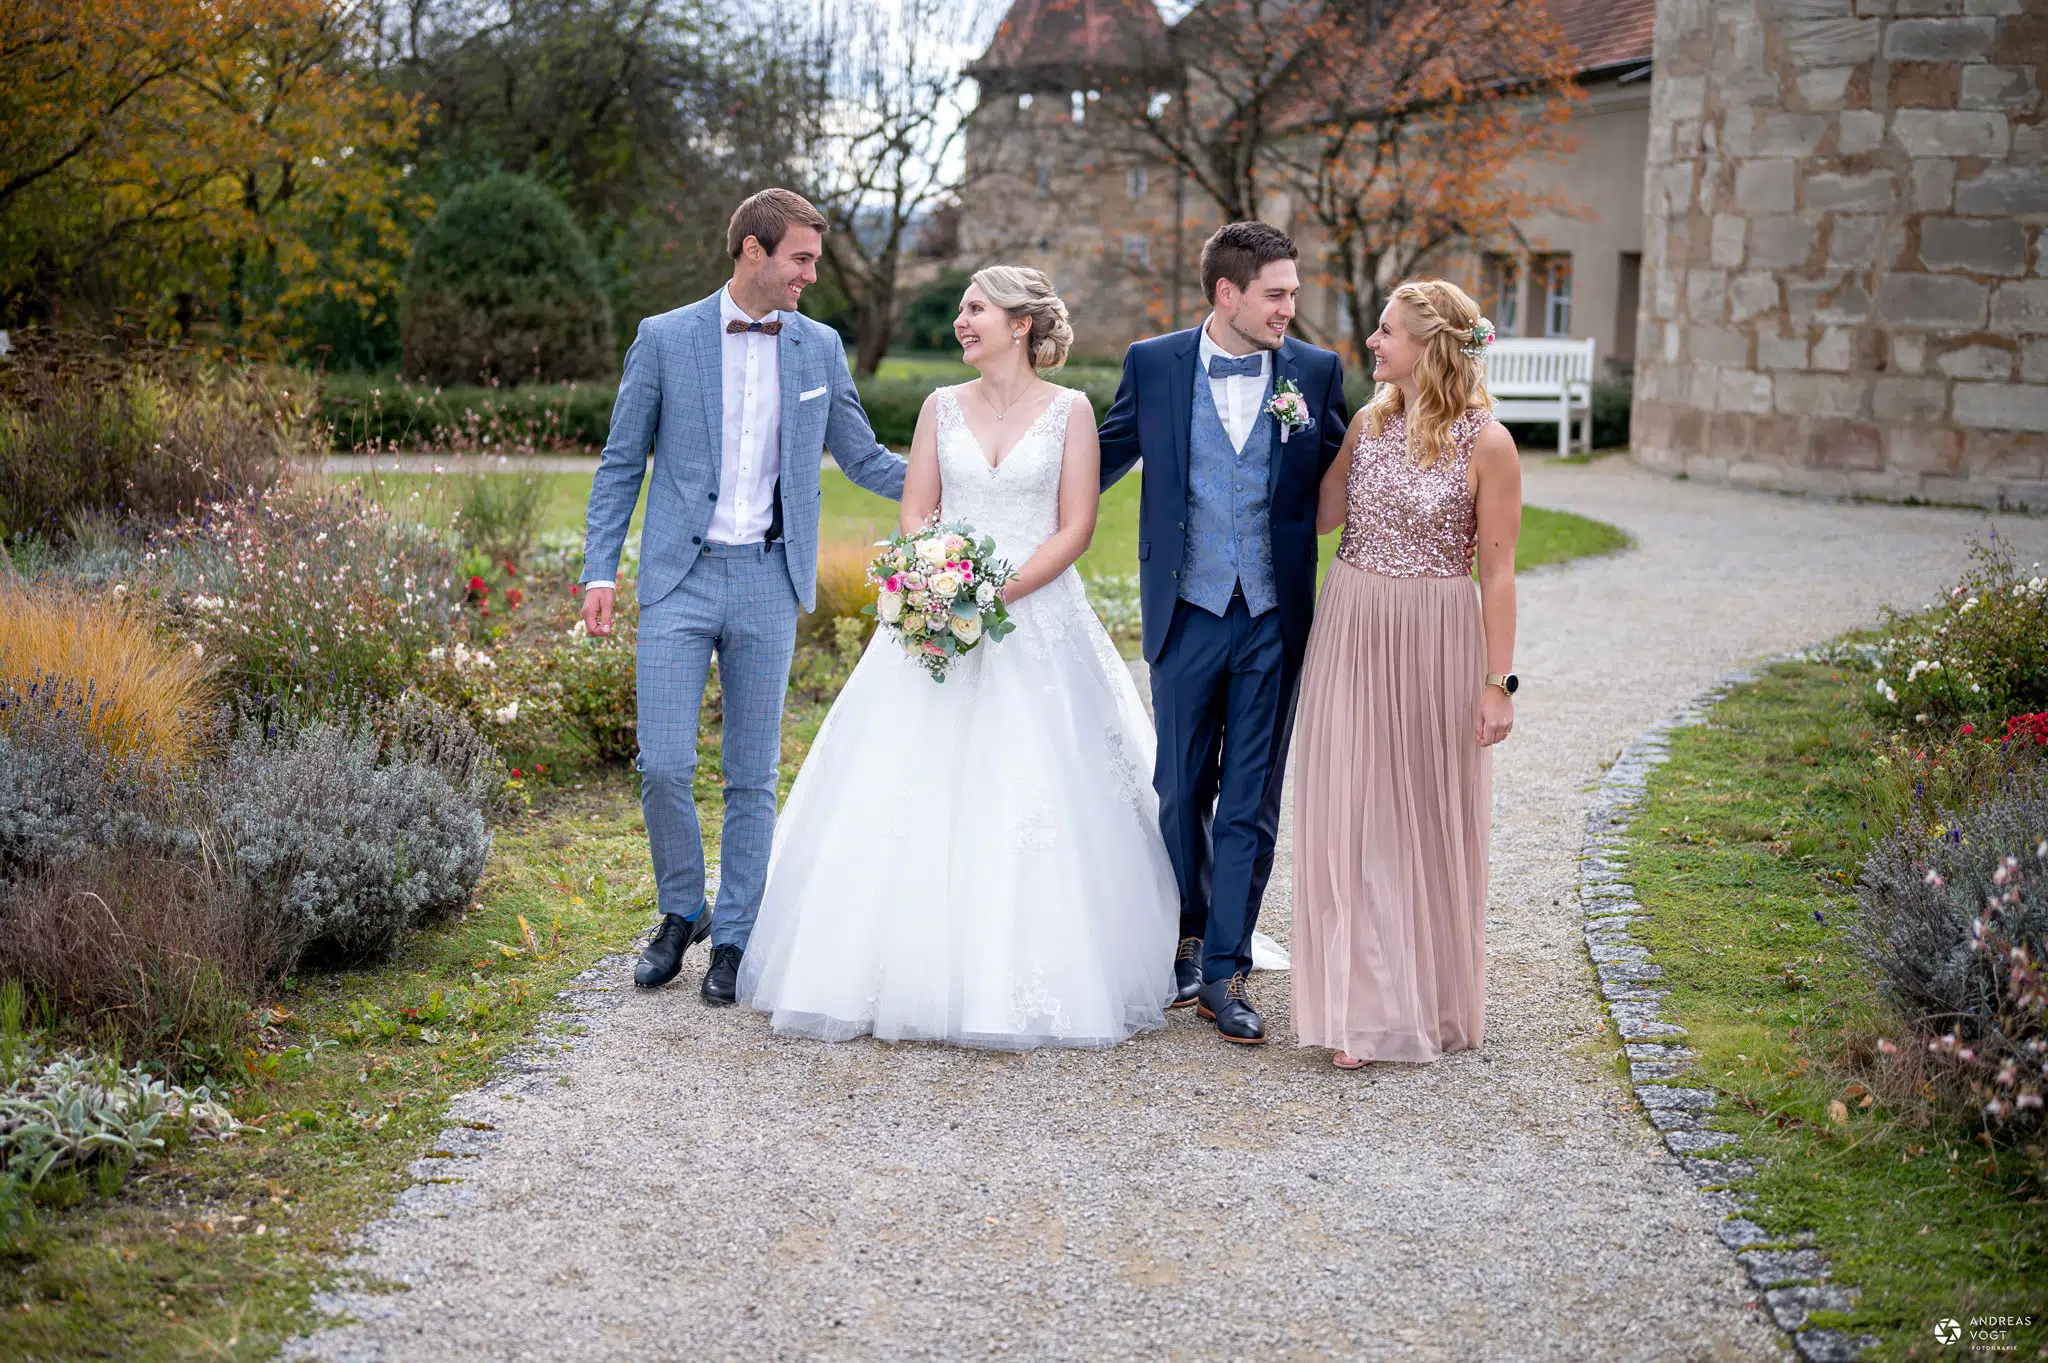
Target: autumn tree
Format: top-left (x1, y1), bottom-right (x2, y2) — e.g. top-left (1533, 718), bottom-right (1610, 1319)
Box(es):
top-left (1109, 0), bottom-right (1580, 350)
top-left (1265, 0), bottom-right (1581, 348)
top-left (0, 0), bottom-right (427, 353)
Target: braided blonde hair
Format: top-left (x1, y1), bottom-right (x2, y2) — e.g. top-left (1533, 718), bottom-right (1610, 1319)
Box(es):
top-left (971, 265), bottom-right (1074, 373)
top-left (1362, 279), bottom-right (1494, 468)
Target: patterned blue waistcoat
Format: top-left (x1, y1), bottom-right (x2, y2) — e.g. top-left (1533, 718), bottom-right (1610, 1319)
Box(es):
top-left (1179, 361), bottom-right (1278, 617)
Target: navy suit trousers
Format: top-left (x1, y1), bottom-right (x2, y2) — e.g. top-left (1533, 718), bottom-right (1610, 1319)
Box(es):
top-left (1149, 594), bottom-right (1301, 983)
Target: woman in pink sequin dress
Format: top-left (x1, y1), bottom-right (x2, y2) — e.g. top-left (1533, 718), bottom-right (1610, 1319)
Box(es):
top-left (1291, 279), bottom-right (1522, 1068)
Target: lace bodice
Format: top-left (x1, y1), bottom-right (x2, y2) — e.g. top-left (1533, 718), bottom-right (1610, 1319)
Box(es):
top-left (934, 385), bottom-right (1079, 565)
top-left (1335, 407), bottom-right (1490, 578)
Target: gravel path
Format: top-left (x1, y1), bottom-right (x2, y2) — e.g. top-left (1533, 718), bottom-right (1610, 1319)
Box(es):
top-left (289, 462), bottom-right (2048, 1363)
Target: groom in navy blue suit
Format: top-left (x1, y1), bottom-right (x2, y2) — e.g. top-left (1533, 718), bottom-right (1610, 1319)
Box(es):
top-left (1099, 222), bottom-right (1349, 1044)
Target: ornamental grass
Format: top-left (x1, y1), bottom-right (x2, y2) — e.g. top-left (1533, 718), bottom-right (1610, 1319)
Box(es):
top-left (0, 581), bottom-right (214, 768)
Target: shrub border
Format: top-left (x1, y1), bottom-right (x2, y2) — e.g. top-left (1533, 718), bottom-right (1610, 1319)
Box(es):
top-left (1580, 656), bottom-right (1879, 1363)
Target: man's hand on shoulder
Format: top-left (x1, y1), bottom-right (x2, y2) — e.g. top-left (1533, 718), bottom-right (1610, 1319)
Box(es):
top-left (581, 585), bottom-right (616, 636)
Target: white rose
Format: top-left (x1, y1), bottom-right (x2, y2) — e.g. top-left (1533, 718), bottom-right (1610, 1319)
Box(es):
top-left (916, 537), bottom-right (947, 565)
top-left (877, 590), bottom-right (904, 623)
top-left (928, 570), bottom-right (963, 600)
top-left (975, 581), bottom-right (995, 607)
top-left (949, 612), bottom-right (983, 645)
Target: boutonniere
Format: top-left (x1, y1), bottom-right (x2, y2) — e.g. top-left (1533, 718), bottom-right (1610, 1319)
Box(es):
top-left (1267, 378), bottom-right (1312, 444)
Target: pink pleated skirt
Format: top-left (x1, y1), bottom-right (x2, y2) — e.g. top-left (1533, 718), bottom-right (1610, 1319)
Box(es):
top-left (1291, 559), bottom-right (1491, 1062)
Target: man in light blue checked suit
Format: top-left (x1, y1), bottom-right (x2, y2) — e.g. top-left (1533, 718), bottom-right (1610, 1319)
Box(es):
top-left (579, 189), bottom-right (907, 1006)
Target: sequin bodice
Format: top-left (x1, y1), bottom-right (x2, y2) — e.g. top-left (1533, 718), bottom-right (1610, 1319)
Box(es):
top-left (1335, 407), bottom-right (1488, 578)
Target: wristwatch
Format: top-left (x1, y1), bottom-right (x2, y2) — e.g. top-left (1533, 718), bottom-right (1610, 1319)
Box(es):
top-left (1486, 672), bottom-right (1519, 696)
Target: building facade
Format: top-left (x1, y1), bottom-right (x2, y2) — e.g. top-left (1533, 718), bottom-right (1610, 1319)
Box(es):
top-left (958, 0), bottom-right (1659, 370)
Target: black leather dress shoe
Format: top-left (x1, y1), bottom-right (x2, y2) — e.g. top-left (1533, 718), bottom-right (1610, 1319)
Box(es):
top-left (1169, 936), bottom-right (1202, 1009)
top-left (701, 943), bottom-right (743, 1006)
top-left (1195, 972), bottom-right (1266, 1045)
top-left (634, 909), bottom-right (710, 989)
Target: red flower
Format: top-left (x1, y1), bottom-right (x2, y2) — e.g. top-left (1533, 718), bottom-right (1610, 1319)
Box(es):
top-left (2005, 712), bottom-right (2048, 745)
top-left (511, 768), bottom-right (522, 778)
top-left (570, 583), bottom-right (582, 596)
top-left (467, 575), bottom-right (488, 599)
top-left (1961, 724), bottom-right (1974, 735)
top-left (505, 587), bottom-right (525, 610)
top-left (503, 561), bottom-right (518, 577)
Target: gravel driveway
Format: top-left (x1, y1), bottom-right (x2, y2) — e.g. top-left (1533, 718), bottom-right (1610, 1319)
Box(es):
top-left (289, 461), bottom-right (2048, 1363)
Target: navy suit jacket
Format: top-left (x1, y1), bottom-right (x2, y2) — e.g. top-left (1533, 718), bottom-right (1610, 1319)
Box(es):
top-left (1099, 330), bottom-right (1350, 665)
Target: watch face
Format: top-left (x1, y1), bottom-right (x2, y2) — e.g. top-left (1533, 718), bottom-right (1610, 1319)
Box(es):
top-left (1504, 674), bottom-right (1520, 695)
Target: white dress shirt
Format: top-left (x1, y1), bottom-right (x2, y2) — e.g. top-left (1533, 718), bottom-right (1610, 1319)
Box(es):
top-left (1198, 317), bottom-right (1271, 453)
top-left (586, 287), bottom-right (784, 591)
top-left (708, 285), bottom-right (784, 544)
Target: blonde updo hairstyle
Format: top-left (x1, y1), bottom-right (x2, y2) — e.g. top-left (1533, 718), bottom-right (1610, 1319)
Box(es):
top-left (971, 265), bottom-right (1073, 374)
top-left (1363, 278), bottom-right (1494, 469)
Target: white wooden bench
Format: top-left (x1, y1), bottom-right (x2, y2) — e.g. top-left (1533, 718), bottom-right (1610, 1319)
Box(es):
top-left (1484, 337), bottom-right (1596, 455)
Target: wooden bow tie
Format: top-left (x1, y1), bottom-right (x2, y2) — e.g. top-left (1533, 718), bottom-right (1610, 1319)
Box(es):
top-left (727, 318), bottom-right (784, 335)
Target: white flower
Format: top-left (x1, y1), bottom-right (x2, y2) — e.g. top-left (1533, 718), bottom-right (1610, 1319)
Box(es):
top-left (949, 613), bottom-right (983, 645)
top-left (429, 646), bottom-right (446, 663)
top-left (490, 701), bottom-right (520, 725)
top-left (189, 594), bottom-right (225, 613)
top-left (916, 536), bottom-right (947, 566)
top-left (1960, 596), bottom-right (1979, 613)
top-left (928, 570), bottom-right (964, 600)
top-left (112, 583), bottom-right (127, 598)
top-left (975, 581), bottom-right (995, 608)
top-left (1875, 679), bottom-right (1897, 702)
top-left (876, 590), bottom-right (905, 623)
top-left (190, 642), bottom-right (204, 659)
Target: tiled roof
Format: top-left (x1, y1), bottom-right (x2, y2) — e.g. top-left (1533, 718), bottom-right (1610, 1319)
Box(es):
top-left (1546, 0), bottom-right (1655, 75)
top-left (970, 0), bottom-right (1175, 86)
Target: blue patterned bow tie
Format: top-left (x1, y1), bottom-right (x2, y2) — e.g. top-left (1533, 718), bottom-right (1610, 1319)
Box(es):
top-left (1207, 353), bottom-right (1263, 380)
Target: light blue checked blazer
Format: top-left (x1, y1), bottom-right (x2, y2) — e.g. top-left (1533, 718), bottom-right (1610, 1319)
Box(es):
top-left (580, 290), bottom-right (907, 610)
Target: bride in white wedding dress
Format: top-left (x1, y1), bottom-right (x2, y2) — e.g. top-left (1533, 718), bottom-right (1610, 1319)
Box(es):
top-left (736, 267), bottom-right (1180, 1049)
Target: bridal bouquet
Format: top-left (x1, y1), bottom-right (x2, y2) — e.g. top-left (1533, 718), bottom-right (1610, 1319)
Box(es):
top-left (864, 521), bottom-right (1017, 681)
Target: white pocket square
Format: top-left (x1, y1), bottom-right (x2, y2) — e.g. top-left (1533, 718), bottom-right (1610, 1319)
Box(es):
top-left (799, 385), bottom-right (828, 401)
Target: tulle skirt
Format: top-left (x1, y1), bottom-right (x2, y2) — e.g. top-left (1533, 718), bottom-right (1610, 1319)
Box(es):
top-left (1290, 561), bottom-right (1491, 1062)
top-left (737, 571), bottom-right (1179, 1050)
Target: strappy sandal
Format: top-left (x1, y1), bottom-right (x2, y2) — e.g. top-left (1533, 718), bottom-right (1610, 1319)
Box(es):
top-left (1332, 1051), bottom-right (1368, 1070)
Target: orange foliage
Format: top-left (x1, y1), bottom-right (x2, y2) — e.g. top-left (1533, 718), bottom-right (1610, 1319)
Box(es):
top-left (1111, 0), bottom-right (1583, 349)
top-left (0, 0), bottom-right (427, 347)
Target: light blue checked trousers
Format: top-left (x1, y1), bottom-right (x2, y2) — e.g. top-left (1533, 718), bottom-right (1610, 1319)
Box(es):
top-left (635, 541), bottom-right (798, 950)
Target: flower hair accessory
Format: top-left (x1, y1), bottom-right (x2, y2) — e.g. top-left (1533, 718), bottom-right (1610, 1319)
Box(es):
top-left (1461, 317), bottom-right (1495, 360)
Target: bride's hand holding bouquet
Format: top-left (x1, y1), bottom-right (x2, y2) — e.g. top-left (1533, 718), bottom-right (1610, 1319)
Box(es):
top-left (865, 519), bottom-right (1017, 681)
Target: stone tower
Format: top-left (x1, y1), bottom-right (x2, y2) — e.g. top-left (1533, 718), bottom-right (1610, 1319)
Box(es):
top-left (960, 0), bottom-right (1192, 358)
top-left (1632, 0), bottom-right (2047, 509)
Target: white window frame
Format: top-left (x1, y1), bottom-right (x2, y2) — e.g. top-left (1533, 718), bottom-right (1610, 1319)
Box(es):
top-left (1485, 253), bottom-right (1520, 335)
top-left (1542, 256), bottom-right (1573, 337)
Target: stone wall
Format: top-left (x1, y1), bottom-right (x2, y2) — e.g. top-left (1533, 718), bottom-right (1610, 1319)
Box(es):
top-left (1632, 0), bottom-right (2048, 510)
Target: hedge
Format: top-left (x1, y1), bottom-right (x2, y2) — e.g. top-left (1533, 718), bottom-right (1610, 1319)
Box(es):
top-left (323, 367), bottom-right (1633, 454)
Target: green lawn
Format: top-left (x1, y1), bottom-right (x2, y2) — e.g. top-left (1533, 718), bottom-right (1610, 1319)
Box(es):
top-left (1621, 660), bottom-right (2048, 1355)
top-left (337, 468), bottom-right (1628, 583)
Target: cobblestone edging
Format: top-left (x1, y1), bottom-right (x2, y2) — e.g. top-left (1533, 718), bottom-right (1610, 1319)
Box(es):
top-left (1580, 662), bottom-right (1879, 1363)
